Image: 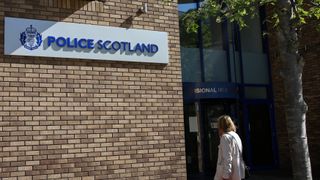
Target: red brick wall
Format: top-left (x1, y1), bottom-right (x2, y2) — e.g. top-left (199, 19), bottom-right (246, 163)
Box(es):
top-left (268, 18), bottom-right (320, 177)
top-left (0, 0), bottom-right (187, 179)
top-left (299, 20), bottom-right (320, 177)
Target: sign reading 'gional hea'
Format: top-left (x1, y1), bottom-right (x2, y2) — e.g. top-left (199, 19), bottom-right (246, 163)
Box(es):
top-left (5, 17), bottom-right (169, 64)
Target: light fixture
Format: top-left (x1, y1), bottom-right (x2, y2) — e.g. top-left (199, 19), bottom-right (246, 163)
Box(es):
top-left (140, 3), bottom-right (148, 13)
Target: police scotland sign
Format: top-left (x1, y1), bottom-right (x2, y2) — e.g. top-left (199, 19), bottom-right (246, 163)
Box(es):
top-left (4, 17), bottom-right (169, 64)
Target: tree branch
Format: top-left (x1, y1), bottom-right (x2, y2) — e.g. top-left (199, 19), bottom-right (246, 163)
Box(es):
top-left (289, 0), bottom-right (300, 19)
top-left (305, 0), bottom-right (320, 7)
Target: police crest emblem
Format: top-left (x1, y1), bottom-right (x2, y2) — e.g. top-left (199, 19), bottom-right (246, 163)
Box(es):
top-left (20, 25), bottom-right (42, 50)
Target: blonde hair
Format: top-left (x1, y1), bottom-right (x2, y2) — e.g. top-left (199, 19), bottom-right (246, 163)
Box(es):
top-left (217, 115), bottom-right (236, 133)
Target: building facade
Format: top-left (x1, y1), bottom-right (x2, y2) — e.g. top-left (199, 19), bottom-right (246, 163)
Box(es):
top-left (179, 1), bottom-right (277, 179)
top-left (0, 0), bottom-right (186, 179)
top-left (179, 0), bottom-right (320, 179)
top-left (1, 0), bottom-right (320, 180)
top-left (269, 18), bottom-right (320, 177)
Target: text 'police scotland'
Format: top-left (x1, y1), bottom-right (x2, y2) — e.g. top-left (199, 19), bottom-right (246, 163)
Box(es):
top-left (47, 36), bottom-right (159, 54)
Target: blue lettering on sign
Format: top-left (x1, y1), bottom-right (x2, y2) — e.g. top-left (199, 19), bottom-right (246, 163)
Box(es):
top-left (151, 44), bottom-right (158, 53)
top-left (135, 43), bottom-right (142, 53)
top-left (78, 38), bottom-right (87, 48)
top-left (87, 39), bottom-right (94, 49)
top-left (46, 36), bottom-right (159, 54)
top-left (103, 40), bottom-right (111, 50)
top-left (56, 37), bottom-right (66, 47)
top-left (97, 40), bottom-right (103, 49)
top-left (112, 41), bottom-right (121, 51)
top-left (142, 44), bottom-right (150, 53)
top-left (120, 42), bottom-right (128, 51)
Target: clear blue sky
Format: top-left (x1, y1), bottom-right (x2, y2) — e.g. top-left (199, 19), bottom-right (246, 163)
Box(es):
top-left (178, 3), bottom-right (197, 13)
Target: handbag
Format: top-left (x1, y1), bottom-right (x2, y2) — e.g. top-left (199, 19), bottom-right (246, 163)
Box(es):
top-left (227, 132), bottom-right (250, 179)
top-left (244, 163), bottom-right (250, 179)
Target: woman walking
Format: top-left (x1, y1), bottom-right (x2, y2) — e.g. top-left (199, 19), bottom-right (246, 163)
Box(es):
top-left (214, 115), bottom-right (245, 180)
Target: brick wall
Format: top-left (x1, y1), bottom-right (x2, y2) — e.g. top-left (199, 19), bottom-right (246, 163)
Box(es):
top-left (268, 18), bottom-right (320, 177)
top-left (299, 20), bottom-right (320, 177)
top-left (0, 0), bottom-right (187, 179)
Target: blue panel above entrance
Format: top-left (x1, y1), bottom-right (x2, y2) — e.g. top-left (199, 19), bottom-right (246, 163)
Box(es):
top-left (183, 82), bottom-right (239, 100)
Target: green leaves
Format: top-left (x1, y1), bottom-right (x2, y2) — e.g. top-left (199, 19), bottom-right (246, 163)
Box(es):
top-left (179, 0), bottom-right (320, 32)
top-left (309, 2), bottom-right (320, 20)
top-left (271, 12), bottom-right (280, 27)
top-left (181, 0), bottom-right (266, 32)
top-left (182, 9), bottom-right (200, 33)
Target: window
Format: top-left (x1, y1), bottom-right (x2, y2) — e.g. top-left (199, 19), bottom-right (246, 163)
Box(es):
top-left (179, 1), bottom-right (202, 82)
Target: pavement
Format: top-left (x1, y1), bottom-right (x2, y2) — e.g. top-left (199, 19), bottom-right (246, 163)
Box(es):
top-left (189, 170), bottom-right (320, 180)
top-left (249, 171), bottom-right (292, 180)
top-left (250, 170), bottom-right (320, 180)
top-left (249, 174), bottom-right (292, 180)
top-left (188, 170), bottom-right (294, 180)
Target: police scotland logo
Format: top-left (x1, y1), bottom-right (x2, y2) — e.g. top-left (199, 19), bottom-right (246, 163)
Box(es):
top-left (20, 25), bottom-right (42, 50)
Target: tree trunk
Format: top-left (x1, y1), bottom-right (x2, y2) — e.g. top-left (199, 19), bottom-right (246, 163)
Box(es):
top-left (276, 0), bottom-right (313, 179)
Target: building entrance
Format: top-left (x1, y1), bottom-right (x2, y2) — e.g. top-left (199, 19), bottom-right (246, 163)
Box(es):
top-left (184, 99), bottom-right (278, 180)
top-left (184, 100), bottom-right (237, 180)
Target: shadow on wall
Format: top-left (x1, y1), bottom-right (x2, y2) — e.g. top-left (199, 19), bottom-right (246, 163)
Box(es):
top-left (120, 8), bottom-right (144, 29)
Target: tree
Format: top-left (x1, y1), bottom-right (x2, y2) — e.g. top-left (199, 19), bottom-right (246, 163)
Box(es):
top-left (177, 0), bottom-right (320, 179)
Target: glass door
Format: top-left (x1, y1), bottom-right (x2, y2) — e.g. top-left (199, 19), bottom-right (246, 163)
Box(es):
top-left (202, 101), bottom-right (237, 178)
top-left (244, 101), bottom-right (278, 169)
top-left (202, 103), bottom-right (225, 177)
top-left (184, 103), bottom-right (200, 178)
top-left (184, 100), bottom-right (237, 180)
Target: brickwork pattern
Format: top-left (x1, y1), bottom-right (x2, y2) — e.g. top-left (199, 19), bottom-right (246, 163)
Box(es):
top-left (299, 20), bottom-right (320, 177)
top-left (268, 19), bottom-right (320, 177)
top-left (0, 0), bottom-right (186, 179)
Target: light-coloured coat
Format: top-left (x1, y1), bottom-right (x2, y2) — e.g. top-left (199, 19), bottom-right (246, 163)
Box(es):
top-left (214, 131), bottom-right (245, 180)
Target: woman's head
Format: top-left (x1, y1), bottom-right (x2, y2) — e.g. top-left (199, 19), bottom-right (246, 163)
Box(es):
top-left (217, 115), bottom-right (236, 134)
